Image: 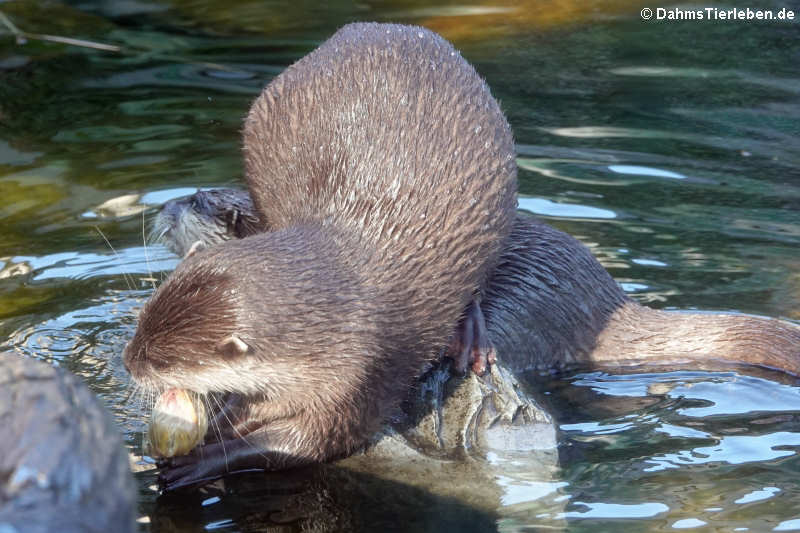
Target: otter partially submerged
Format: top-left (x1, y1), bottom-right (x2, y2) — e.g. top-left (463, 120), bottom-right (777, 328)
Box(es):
top-left (0, 352), bottom-right (136, 533)
top-left (125, 23), bottom-right (518, 489)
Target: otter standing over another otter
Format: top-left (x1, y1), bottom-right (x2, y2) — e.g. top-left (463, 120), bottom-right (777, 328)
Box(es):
top-left (125, 23), bottom-right (517, 489)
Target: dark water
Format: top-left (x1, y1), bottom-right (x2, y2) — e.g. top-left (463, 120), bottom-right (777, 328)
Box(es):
top-left (1, 1), bottom-right (799, 531)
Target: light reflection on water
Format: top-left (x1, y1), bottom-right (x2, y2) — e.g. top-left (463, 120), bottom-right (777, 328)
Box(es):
top-left (516, 370), bottom-right (800, 531)
top-left (11, 247), bottom-right (176, 281)
top-left (518, 195), bottom-right (618, 219)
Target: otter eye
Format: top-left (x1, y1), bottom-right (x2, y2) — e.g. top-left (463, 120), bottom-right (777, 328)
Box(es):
top-left (216, 334), bottom-right (250, 358)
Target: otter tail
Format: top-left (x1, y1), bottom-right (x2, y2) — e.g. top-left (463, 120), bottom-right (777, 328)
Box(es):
top-left (590, 302), bottom-right (800, 377)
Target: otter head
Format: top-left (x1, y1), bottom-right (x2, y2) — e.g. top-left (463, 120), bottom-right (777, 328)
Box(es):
top-left (152, 189), bottom-right (261, 257)
top-left (122, 248), bottom-right (251, 393)
top-left (125, 226), bottom-right (382, 444)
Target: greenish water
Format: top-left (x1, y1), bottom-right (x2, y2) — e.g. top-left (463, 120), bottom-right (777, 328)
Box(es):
top-left (1, 1), bottom-right (799, 531)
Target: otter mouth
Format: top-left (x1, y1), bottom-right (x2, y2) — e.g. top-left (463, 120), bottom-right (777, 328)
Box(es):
top-left (149, 209), bottom-right (175, 246)
top-left (150, 223), bottom-right (172, 245)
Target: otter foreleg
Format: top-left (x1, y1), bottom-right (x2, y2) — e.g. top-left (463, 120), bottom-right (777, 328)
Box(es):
top-left (157, 430), bottom-right (303, 491)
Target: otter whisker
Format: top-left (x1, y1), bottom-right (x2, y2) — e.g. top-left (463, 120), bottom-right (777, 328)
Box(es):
top-left (206, 393), bottom-right (230, 468)
top-left (203, 394), bottom-right (224, 449)
top-left (146, 213), bottom-right (171, 284)
top-left (94, 225), bottom-right (136, 292)
top-left (208, 392), bottom-right (271, 464)
top-left (141, 209), bottom-right (157, 290)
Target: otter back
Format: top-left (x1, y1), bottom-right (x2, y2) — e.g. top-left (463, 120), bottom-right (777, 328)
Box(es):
top-left (243, 23), bottom-right (517, 324)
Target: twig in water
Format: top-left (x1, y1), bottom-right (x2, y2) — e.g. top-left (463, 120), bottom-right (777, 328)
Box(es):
top-left (0, 8), bottom-right (121, 52)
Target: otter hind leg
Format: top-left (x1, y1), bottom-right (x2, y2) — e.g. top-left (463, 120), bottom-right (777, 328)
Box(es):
top-left (447, 300), bottom-right (497, 376)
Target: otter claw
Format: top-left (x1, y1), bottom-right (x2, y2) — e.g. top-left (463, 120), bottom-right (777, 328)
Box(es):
top-left (448, 299), bottom-right (496, 376)
top-left (184, 240), bottom-right (205, 259)
top-left (157, 458), bottom-right (207, 491)
top-left (471, 344), bottom-right (496, 375)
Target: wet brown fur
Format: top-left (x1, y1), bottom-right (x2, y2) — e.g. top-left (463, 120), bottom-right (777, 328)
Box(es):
top-left (158, 190), bottom-right (800, 378)
top-left (125, 22), bottom-right (517, 480)
top-left (484, 214), bottom-right (800, 376)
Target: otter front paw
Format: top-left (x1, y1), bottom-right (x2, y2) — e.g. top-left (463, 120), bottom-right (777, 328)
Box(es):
top-left (157, 447), bottom-right (223, 491)
top-left (447, 299), bottom-right (497, 376)
top-left (157, 441), bottom-right (254, 491)
top-left (157, 436), bottom-right (278, 492)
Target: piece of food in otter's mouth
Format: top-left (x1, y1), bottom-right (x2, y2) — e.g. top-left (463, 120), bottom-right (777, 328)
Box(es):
top-left (146, 388), bottom-right (207, 458)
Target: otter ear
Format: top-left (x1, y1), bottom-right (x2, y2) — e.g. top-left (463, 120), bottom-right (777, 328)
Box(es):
top-left (184, 240), bottom-right (205, 259)
top-left (216, 334), bottom-right (250, 358)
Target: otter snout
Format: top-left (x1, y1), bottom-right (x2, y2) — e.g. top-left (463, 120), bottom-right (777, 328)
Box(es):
top-left (122, 338), bottom-right (159, 380)
top-left (121, 342), bottom-right (138, 377)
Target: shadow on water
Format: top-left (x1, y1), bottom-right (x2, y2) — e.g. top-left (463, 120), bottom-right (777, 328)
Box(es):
top-left (145, 466), bottom-right (499, 533)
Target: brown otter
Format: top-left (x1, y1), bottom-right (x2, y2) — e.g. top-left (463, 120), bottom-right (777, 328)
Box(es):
top-left (482, 214), bottom-right (800, 376)
top-left (157, 188), bottom-right (800, 377)
top-left (0, 352), bottom-right (137, 533)
top-left (125, 23), bottom-right (518, 489)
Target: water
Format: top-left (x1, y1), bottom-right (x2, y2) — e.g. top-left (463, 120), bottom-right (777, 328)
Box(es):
top-left (528, 370), bottom-right (800, 532)
top-left (1, 0), bottom-right (799, 531)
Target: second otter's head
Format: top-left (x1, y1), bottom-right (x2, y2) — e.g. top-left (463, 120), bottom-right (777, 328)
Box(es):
top-left (152, 189), bottom-right (261, 257)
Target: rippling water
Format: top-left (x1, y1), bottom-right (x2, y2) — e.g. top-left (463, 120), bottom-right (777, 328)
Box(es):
top-left (526, 369), bottom-right (800, 531)
top-left (0, 1), bottom-right (798, 531)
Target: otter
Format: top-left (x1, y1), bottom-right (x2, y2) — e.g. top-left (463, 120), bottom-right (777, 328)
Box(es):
top-left (152, 188), bottom-right (261, 256)
top-left (481, 214), bottom-right (800, 376)
top-left (158, 188), bottom-right (800, 377)
top-left (0, 352), bottom-right (137, 533)
top-left (125, 23), bottom-right (518, 489)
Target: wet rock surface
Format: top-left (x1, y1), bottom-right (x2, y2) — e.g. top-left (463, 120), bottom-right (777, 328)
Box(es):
top-left (139, 361), bottom-right (560, 532)
top-left (0, 352), bottom-right (137, 533)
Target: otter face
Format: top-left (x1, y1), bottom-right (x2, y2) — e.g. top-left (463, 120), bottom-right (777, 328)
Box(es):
top-left (153, 189), bottom-right (260, 257)
top-left (126, 229), bottom-right (375, 398)
top-left (122, 258), bottom-right (254, 394)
